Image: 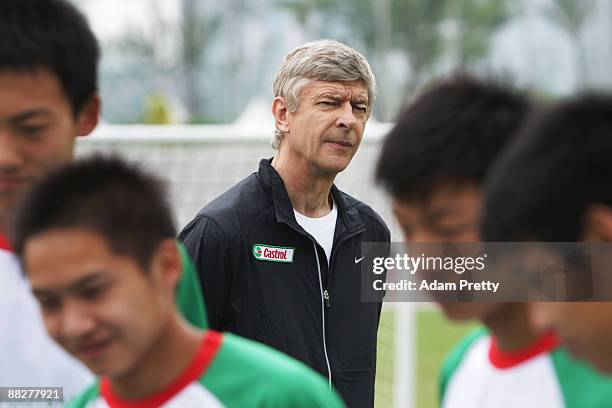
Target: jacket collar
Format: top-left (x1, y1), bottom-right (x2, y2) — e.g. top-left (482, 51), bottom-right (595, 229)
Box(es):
top-left (257, 158), bottom-right (364, 235)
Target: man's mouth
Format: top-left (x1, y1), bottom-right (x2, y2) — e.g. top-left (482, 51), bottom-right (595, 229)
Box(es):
top-left (326, 140), bottom-right (353, 149)
top-left (0, 177), bottom-right (29, 189)
top-left (74, 338), bottom-right (114, 360)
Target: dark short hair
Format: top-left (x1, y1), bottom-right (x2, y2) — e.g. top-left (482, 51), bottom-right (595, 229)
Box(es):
top-left (0, 0), bottom-right (99, 114)
top-left (13, 155), bottom-right (176, 270)
top-left (482, 93), bottom-right (612, 242)
top-left (376, 74), bottom-right (531, 201)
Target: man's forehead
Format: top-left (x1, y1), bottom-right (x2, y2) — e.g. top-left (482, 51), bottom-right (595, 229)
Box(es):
top-left (3, 107), bottom-right (55, 123)
top-left (31, 271), bottom-right (108, 296)
top-left (308, 80), bottom-right (368, 99)
top-left (24, 229), bottom-right (122, 288)
top-left (0, 68), bottom-right (69, 114)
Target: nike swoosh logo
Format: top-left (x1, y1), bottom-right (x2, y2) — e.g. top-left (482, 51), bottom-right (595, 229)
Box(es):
top-left (355, 256), bottom-right (365, 264)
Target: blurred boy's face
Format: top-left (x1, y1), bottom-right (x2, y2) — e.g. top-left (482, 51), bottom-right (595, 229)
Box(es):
top-left (23, 229), bottom-right (177, 379)
top-left (393, 182), bottom-right (503, 320)
top-left (393, 183), bottom-right (481, 243)
top-left (0, 68), bottom-right (98, 232)
top-left (530, 206), bottom-right (612, 373)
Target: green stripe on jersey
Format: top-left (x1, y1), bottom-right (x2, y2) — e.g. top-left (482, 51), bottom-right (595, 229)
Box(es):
top-left (201, 333), bottom-right (344, 407)
top-left (66, 381), bottom-right (99, 407)
top-left (176, 242), bottom-right (207, 329)
top-left (551, 347), bottom-right (612, 407)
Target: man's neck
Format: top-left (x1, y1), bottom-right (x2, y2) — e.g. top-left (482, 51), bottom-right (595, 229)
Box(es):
top-left (483, 303), bottom-right (541, 351)
top-left (110, 312), bottom-right (203, 400)
top-left (271, 154), bottom-right (335, 218)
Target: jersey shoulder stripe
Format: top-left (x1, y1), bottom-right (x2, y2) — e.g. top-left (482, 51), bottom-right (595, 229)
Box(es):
top-left (201, 332), bottom-right (344, 407)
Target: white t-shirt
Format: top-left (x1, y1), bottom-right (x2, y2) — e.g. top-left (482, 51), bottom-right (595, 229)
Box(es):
top-left (293, 200), bottom-right (337, 264)
top-left (0, 245), bottom-right (93, 402)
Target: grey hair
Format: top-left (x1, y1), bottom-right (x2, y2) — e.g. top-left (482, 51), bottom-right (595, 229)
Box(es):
top-left (271, 39), bottom-right (376, 149)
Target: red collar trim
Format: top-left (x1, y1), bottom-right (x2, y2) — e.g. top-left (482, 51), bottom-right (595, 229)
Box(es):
top-left (489, 331), bottom-right (560, 369)
top-left (0, 235), bottom-right (12, 252)
top-left (100, 330), bottom-right (223, 408)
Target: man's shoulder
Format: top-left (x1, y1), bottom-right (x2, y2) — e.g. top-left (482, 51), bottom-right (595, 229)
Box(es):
top-left (201, 332), bottom-right (343, 407)
top-left (337, 189), bottom-right (389, 234)
top-left (199, 172), bottom-right (267, 217)
top-left (188, 172), bottom-right (273, 235)
top-left (550, 346), bottom-right (612, 406)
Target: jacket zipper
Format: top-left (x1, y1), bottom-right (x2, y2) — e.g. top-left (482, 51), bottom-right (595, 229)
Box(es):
top-left (313, 241), bottom-right (333, 389)
top-left (280, 216), bottom-right (365, 389)
top-left (312, 227), bottom-right (365, 389)
top-left (323, 289), bottom-right (331, 308)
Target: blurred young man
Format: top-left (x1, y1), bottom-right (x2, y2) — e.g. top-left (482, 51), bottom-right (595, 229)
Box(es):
top-left (377, 76), bottom-right (612, 407)
top-left (12, 156), bottom-right (343, 408)
top-left (180, 39), bottom-right (389, 407)
top-left (0, 0), bottom-right (206, 400)
top-left (0, 0), bottom-right (100, 397)
top-left (482, 94), bottom-right (612, 377)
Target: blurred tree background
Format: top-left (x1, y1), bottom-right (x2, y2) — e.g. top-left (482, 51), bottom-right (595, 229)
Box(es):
top-left (76, 0), bottom-right (607, 124)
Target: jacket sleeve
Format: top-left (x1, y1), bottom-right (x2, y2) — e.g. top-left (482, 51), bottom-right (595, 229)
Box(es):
top-left (178, 215), bottom-right (232, 330)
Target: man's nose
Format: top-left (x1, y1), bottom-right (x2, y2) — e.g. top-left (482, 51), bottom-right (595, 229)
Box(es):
top-left (335, 102), bottom-right (357, 130)
top-left (409, 228), bottom-right (440, 244)
top-left (0, 131), bottom-right (23, 172)
top-left (58, 299), bottom-right (97, 341)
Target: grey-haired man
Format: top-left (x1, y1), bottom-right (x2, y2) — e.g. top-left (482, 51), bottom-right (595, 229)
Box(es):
top-left (180, 40), bottom-right (389, 407)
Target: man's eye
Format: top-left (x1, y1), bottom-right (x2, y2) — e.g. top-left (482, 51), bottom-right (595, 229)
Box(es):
top-left (18, 125), bottom-right (46, 137)
top-left (353, 105), bottom-right (368, 113)
top-left (81, 285), bottom-right (107, 300)
top-left (319, 101), bottom-right (336, 106)
top-left (39, 297), bottom-right (61, 311)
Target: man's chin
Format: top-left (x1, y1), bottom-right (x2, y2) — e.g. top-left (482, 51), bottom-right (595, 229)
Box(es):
top-left (318, 158), bottom-right (351, 175)
top-left (437, 302), bottom-right (483, 321)
top-left (83, 358), bottom-right (131, 379)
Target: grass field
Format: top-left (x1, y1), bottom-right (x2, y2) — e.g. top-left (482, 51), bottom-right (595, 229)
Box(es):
top-left (375, 307), bottom-right (477, 408)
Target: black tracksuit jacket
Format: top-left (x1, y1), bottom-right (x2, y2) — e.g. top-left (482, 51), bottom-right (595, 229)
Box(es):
top-left (179, 159), bottom-right (390, 407)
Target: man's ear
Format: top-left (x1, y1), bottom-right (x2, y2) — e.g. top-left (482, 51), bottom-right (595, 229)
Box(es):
top-left (272, 96), bottom-right (290, 135)
top-left (150, 239), bottom-right (182, 293)
top-left (76, 94), bottom-right (100, 137)
top-left (582, 204), bottom-right (612, 242)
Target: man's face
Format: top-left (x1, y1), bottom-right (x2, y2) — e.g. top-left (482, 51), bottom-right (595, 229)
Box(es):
top-left (282, 80), bottom-right (369, 175)
top-left (530, 302), bottom-right (612, 372)
top-left (393, 183), bottom-right (503, 320)
top-left (392, 183), bottom-right (481, 243)
top-left (0, 68), bottom-right (98, 230)
top-left (529, 211), bottom-right (612, 373)
top-left (24, 229), bottom-right (172, 378)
